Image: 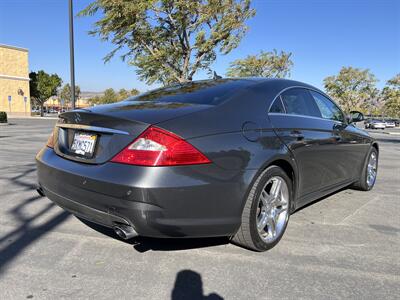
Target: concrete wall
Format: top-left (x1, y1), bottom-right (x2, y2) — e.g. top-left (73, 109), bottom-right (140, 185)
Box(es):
top-left (0, 44), bottom-right (31, 116)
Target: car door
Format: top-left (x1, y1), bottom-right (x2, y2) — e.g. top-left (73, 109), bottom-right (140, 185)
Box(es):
top-left (268, 87), bottom-right (338, 201)
top-left (309, 90), bottom-right (369, 183)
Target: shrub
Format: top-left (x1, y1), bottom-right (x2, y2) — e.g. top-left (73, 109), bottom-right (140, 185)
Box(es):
top-left (0, 111), bottom-right (7, 123)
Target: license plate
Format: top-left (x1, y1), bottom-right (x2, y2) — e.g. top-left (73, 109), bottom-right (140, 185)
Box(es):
top-left (70, 132), bottom-right (97, 157)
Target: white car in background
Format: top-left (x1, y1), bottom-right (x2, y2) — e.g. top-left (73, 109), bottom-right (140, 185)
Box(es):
top-left (384, 120), bottom-right (396, 128)
top-left (367, 119), bottom-right (386, 130)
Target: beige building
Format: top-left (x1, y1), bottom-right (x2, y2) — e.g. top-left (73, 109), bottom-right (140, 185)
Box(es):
top-left (0, 44), bottom-right (31, 116)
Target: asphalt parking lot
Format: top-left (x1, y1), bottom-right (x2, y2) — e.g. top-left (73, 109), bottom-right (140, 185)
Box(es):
top-left (0, 118), bottom-right (399, 299)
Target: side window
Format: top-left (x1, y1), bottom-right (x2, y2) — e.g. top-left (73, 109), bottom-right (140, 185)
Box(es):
top-left (280, 88), bottom-right (321, 118)
top-left (269, 96), bottom-right (285, 113)
top-left (310, 91), bottom-right (345, 122)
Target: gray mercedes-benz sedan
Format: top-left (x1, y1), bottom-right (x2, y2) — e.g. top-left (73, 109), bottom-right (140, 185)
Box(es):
top-left (36, 78), bottom-right (379, 251)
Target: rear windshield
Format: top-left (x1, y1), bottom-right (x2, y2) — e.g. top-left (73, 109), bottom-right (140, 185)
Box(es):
top-left (126, 79), bottom-right (254, 105)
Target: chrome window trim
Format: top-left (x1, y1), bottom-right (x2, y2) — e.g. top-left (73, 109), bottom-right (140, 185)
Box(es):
top-left (267, 85), bottom-right (347, 125)
top-left (56, 123), bottom-right (130, 135)
top-left (269, 95), bottom-right (287, 114)
top-left (268, 112), bottom-right (346, 125)
top-left (277, 95), bottom-right (286, 114)
top-left (267, 85), bottom-right (309, 113)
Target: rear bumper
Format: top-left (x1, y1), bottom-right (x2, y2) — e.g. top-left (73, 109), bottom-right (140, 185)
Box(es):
top-left (37, 185), bottom-right (131, 228)
top-left (36, 147), bottom-right (255, 238)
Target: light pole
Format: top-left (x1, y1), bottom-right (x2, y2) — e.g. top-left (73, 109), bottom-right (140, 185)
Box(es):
top-left (69, 0), bottom-right (76, 110)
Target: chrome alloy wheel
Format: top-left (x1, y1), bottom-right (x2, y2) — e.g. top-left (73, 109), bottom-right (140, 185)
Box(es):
top-left (366, 152), bottom-right (377, 187)
top-left (256, 176), bottom-right (289, 242)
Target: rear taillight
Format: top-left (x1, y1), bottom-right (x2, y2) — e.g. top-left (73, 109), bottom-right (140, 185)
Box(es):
top-left (111, 126), bottom-right (211, 166)
top-left (46, 129), bottom-right (55, 148)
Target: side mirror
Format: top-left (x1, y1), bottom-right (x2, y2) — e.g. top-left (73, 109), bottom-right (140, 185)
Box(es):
top-left (348, 111), bottom-right (364, 123)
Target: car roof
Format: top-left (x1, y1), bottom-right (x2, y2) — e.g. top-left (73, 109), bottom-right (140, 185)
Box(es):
top-left (182, 77), bottom-right (317, 86)
top-left (219, 77), bottom-right (316, 86)
top-left (205, 78), bottom-right (321, 93)
top-left (124, 78), bottom-right (326, 111)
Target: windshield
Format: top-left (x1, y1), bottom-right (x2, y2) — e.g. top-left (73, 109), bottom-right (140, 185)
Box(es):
top-left (126, 79), bottom-right (255, 105)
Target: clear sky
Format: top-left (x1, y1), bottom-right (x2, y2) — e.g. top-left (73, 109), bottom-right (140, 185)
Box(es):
top-left (0, 0), bottom-right (399, 92)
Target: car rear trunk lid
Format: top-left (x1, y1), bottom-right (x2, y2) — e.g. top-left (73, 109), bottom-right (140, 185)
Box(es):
top-left (83, 100), bottom-right (213, 124)
top-left (54, 111), bottom-right (149, 164)
top-left (53, 101), bottom-right (212, 164)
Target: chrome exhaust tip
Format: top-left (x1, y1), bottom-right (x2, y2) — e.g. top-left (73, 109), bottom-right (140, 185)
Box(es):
top-left (113, 224), bottom-right (138, 240)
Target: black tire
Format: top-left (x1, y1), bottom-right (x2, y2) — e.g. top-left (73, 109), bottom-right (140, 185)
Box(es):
top-left (351, 147), bottom-right (378, 191)
top-left (232, 166), bottom-right (293, 252)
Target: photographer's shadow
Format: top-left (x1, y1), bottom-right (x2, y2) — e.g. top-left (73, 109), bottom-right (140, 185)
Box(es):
top-left (172, 270), bottom-right (223, 300)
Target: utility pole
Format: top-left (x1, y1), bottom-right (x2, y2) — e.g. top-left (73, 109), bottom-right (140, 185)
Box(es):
top-left (69, 0), bottom-right (76, 110)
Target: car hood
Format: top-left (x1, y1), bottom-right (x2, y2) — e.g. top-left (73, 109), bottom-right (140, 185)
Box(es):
top-left (80, 101), bottom-right (213, 125)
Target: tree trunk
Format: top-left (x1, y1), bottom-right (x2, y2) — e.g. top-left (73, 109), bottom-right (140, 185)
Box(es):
top-left (40, 104), bottom-right (44, 117)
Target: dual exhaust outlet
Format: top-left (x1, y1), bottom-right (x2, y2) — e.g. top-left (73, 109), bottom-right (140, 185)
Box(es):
top-left (113, 223), bottom-right (138, 240)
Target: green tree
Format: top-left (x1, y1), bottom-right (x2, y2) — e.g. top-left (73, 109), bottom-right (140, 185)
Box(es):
top-left (59, 83), bottom-right (81, 109)
top-left (382, 74), bottom-right (400, 118)
top-left (79, 0), bottom-right (255, 85)
top-left (89, 95), bottom-right (101, 105)
top-left (324, 67), bottom-right (378, 113)
top-left (90, 88), bottom-right (141, 105)
top-left (360, 86), bottom-right (380, 115)
top-left (102, 88), bottom-right (118, 104)
top-left (29, 70), bottom-right (62, 116)
top-left (226, 50), bottom-right (293, 78)
top-left (118, 88), bottom-right (130, 100)
top-left (130, 88), bottom-right (140, 97)
top-left (117, 88), bottom-right (140, 100)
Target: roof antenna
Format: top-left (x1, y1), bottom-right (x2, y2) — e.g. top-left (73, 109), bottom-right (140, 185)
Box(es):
top-left (213, 71), bottom-right (222, 80)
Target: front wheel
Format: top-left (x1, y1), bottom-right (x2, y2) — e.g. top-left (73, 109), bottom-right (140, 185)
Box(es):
top-left (232, 166), bottom-right (292, 251)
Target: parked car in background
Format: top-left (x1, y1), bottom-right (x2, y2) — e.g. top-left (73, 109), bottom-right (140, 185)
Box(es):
top-left (58, 109), bottom-right (67, 115)
top-left (36, 78), bottom-right (379, 252)
top-left (365, 119), bottom-right (386, 130)
top-left (384, 119), bottom-right (396, 128)
top-left (385, 118), bottom-right (399, 127)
